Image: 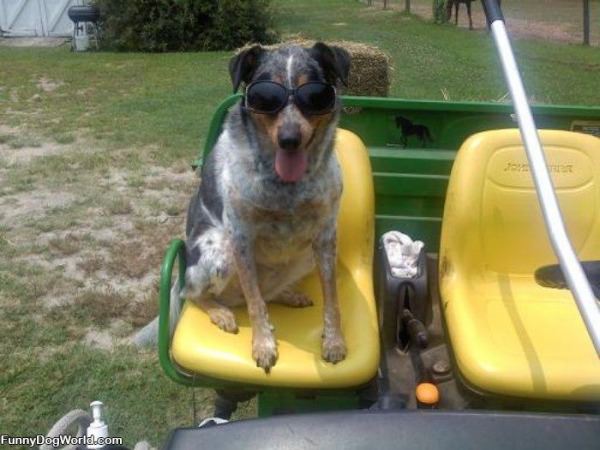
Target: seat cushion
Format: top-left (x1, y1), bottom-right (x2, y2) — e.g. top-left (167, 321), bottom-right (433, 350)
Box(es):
top-left (440, 129), bottom-right (600, 400)
top-left (171, 129), bottom-right (379, 388)
top-left (172, 263), bottom-right (378, 388)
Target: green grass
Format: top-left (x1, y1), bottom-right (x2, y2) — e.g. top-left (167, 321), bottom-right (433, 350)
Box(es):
top-left (277, 0), bottom-right (600, 104)
top-left (0, 50), bottom-right (232, 165)
top-left (1, 0), bottom-right (599, 447)
top-left (54, 132), bottom-right (76, 144)
top-left (0, 0), bottom-right (598, 163)
top-left (1, 344), bottom-right (216, 446)
top-left (0, 257), bottom-right (254, 447)
top-left (1, 134), bottom-right (43, 149)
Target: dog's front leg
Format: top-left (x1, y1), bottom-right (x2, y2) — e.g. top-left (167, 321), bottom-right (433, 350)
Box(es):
top-left (230, 228), bottom-right (278, 372)
top-left (313, 221), bottom-right (346, 363)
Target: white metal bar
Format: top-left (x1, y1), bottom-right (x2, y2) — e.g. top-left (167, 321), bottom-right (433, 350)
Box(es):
top-left (490, 19), bottom-right (600, 356)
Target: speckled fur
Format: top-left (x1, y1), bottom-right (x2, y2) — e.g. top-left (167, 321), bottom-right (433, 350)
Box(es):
top-left (183, 44), bottom-right (350, 371)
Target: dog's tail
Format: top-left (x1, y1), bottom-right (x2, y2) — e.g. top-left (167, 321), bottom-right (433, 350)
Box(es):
top-left (132, 277), bottom-right (182, 347)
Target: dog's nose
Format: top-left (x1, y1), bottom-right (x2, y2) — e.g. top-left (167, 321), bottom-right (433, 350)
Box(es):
top-left (277, 128), bottom-right (301, 151)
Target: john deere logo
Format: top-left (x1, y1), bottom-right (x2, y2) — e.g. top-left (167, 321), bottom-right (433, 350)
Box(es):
top-left (503, 162), bottom-right (574, 174)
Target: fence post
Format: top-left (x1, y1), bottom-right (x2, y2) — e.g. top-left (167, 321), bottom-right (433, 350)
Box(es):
top-left (583, 0), bottom-right (590, 45)
top-left (406, 0), bottom-right (411, 13)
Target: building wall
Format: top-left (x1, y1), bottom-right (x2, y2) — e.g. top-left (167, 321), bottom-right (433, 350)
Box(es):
top-left (0, 0), bottom-right (82, 37)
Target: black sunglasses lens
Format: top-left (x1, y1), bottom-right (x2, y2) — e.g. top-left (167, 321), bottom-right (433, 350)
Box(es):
top-left (246, 82), bottom-right (287, 113)
top-left (296, 83), bottom-right (336, 114)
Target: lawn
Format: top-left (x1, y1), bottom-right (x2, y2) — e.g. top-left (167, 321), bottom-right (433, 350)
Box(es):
top-left (1, 0), bottom-right (599, 447)
top-left (388, 0), bottom-right (600, 45)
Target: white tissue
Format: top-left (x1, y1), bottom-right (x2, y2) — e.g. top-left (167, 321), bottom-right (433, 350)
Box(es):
top-left (382, 231), bottom-right (424, 278)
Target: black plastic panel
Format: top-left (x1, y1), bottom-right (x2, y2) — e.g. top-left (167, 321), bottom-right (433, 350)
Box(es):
top-left (163, 410), bottom-right (600, 450)
top-left (482, 0), bottom-right (504, 23)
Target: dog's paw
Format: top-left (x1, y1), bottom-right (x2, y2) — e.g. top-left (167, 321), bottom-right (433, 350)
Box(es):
top-left (276, 290), bottom-right (314, 308)
top-left (322, 333), bottom-right (347, 364)
top-left (252, 333), bottom-right (278, 373)
top-left (208, 308), bottom-right (239, 334)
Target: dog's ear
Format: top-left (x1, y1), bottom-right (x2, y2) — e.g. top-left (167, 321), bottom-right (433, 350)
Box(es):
top-left (310, 42), bottom-right (351, 86)
top-left (229, 45), bottom-right (264, 93)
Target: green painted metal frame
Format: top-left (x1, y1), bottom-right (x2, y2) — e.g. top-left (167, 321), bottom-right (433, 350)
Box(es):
top-left (158, 239), bottom-right (197, 386)
top-left (158, 239), bottom-right (257, 388)
top-left (193, 95), bottom-right (600, 249)
top-left (257, 391), bottom-right (360, 416)
top-left (160, 94), bottom-right (600, 407)
top-left (192, 94), bottom-right (242, 169)
top-left (197, 95), bottom-right (600, 165)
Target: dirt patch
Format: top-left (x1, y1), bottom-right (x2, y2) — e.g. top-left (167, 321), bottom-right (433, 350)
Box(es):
top-left (78, 253), bottom-right (105, 276)
top-left (105, 166), bottom-right (197, 194)
top-left (143, 166), bottom-right (198, 191)
top-left (0, 126), bottom-right (74, 164)
top-left (1, 130), bottom-right (195, 347)
top-left (83, 329), bottom-right (114, 350)
top-left (100, 167), bottom-right (197, 223)
top-left (0, 189), bottom-right (77, 227)
top-left (37, 77), bottom-right (64, 93)
top-left (105, 196), bottom-right (133, 216)
top-left (0, 37), bottom-right (68, 48)
top-left (0, 118), bottom-right (198, 350)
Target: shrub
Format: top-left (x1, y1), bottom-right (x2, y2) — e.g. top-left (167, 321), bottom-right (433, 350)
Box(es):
top-left (432, 0), bottom-right (448, 24)
top-left (93, 0), bottom-right (277, 52)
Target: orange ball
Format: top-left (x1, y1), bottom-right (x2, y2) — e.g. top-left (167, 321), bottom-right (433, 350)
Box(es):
top-left (416, 382), bottom-right (439, 405)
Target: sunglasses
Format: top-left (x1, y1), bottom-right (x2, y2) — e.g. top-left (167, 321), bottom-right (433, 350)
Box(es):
top-left (244, 81), bottom-right (337, 115)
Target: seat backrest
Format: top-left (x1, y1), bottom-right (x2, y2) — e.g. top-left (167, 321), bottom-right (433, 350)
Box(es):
top-left (335, 129), bottom-right (375, 272)
top-left (440, 129), bottom-right (600, 275)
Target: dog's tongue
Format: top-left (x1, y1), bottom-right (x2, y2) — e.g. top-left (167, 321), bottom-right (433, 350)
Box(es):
top-left (275, 149), bottom-right (307, 183)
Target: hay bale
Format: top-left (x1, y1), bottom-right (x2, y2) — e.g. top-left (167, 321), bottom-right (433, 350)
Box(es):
top-left (237, 38), bottom-right (391, 97)
top-left (331, 40), bottom-right (391, 97)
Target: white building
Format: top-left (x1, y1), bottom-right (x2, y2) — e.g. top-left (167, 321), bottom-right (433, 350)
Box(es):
top-left (0, 0), bottom-right (83, 37)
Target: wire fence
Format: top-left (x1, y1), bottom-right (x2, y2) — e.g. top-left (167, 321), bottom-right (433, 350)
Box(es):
top-left (362, 0), bottom-right (600, 46)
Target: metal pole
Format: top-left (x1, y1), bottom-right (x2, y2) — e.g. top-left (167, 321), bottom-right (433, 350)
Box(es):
top-left (583, 0), bottom-right (590, 46)
top-left (488, 17), bottom-right (600, 356)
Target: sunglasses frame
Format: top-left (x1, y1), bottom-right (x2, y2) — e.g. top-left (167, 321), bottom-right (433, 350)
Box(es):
top-left (244, 80), bottom-right (337, 115)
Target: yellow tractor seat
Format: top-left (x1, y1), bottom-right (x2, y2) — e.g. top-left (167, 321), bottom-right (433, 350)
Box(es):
top-left (171, 129), bottom-right (380, 389)
top-left (439, 129), bottom-right (600, 401)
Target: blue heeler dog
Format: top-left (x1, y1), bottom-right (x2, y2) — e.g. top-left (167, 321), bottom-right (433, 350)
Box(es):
top-left (183, 43), bottom-right (351, 372)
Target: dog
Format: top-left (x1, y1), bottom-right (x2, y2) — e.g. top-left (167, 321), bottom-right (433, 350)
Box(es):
top-left (395, 115), bottom-right (433, 148)
top-left (182, 43), bottom-right (351, 373)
